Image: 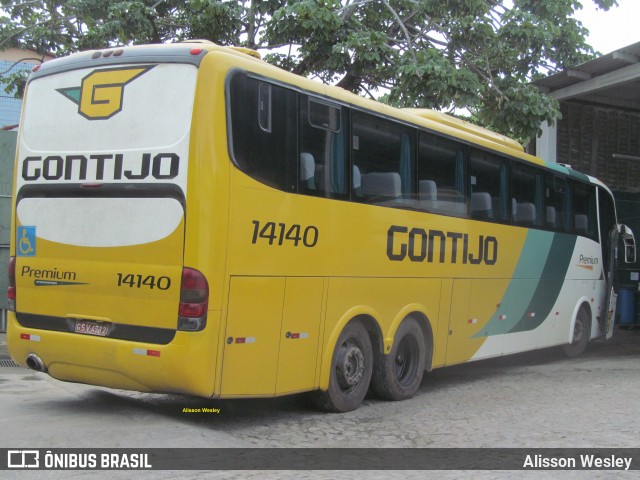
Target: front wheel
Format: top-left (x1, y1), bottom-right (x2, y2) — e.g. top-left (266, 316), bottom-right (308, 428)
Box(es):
top-left (371, 318), bottom-right (426, 401)
top-left (312, 321), bottom-right (373, 413)
top-left (563, 306), bottom-right (590, 358)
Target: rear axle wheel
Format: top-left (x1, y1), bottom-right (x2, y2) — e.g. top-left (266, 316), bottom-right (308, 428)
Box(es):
top-left (312, 321), bottom-right (373, 412)
top-left (371, 318), bottom-right (426, 401)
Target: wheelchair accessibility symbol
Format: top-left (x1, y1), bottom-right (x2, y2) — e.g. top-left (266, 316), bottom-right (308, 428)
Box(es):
top-left (17, 226), bottom-right (36, 257)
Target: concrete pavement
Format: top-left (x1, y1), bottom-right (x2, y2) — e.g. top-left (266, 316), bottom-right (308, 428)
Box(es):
top-left (0, 331), bottom-right (7, 360)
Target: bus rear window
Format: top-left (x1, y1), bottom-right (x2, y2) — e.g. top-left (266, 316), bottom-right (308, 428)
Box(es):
top-left (228, 73), bottom-right (297, 192)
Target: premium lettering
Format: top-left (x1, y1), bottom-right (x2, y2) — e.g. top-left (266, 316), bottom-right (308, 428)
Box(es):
top-left (21, 265), bottom-right (77, 281)
top-left (578, 254), bottom-right (599, 265)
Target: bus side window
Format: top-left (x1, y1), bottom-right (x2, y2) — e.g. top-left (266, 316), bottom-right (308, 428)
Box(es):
top-left (545, 174), bottom-right (566, 230)
top-left (351, 111), bottom-right (414, 205)
top-left (573, 181), bottom-right (597, 239)
top-left (512, 162), bottom-right (543, 227)
top-left (470, 149), bottom-right (510, 222)
top-left (229, 73), bottom-right (297, 192)
top-left (598, 188), bottom-right (617, 268)
top-left (417, 132), bottom-right (468, 217)
top-left (258, 83), bottom-right (272, 133)
top-left (299, 96), bottom-right (348, 198)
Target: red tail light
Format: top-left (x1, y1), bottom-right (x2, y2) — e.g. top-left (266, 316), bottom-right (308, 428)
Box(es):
top-left (178, 267), bottom-right (208, 331)
top-left (8, 256), bottom-right (16, 311)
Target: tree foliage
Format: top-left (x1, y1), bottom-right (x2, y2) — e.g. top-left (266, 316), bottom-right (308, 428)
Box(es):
top-left (0, 0), bottom-right (618, 142)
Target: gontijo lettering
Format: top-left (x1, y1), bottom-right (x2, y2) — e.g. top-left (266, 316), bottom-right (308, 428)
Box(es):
top-left (387, 225), bottom-right (498, 265)
top-left (21, 152), bottom-right (180, 182)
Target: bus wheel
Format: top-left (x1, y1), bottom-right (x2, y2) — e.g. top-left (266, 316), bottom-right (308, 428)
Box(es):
top-left (563, 306), bottom-right (590, 358)
top-left (371, 318), bottom-right (425, 401)
top-left (312, 321), bottom-right (373, 413)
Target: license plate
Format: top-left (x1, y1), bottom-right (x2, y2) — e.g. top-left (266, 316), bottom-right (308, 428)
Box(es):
top-left (74, 320), bottom-right (110, 337)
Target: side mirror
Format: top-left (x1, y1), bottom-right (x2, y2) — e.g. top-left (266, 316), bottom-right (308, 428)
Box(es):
top-left (619, 224), bottom-right (636, 264)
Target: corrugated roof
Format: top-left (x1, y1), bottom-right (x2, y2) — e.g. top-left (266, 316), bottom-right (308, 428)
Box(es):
top-left (533, 41), bottom-right (640, 92)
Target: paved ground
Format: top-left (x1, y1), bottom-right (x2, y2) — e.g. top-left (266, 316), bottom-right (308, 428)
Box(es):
top-left (1, 327), bottom-right (640, 479)
top-left (0, 331), bottom-right (9, 361)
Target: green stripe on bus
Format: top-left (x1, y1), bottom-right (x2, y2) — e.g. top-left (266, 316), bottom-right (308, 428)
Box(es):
top-left (474, 230), bottom-right (577, 337)
top-left (508, 232), bottom-right (577, 333)
top-left (474, 230), bottom-right (552, 337)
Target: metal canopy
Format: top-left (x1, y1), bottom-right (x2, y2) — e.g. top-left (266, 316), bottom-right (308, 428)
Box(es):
top-left (532, 41), bottom-right (640, 110)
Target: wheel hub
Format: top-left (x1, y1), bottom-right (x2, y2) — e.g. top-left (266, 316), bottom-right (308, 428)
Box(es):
top-left (394, 336), bottom-right (417, 383)
top-left (573, 319), bottom-right (584, 344)
top-left (337, 342), bottom-right (365, 389)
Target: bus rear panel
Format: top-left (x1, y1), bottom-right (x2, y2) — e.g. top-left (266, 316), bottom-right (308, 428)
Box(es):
top-left (8, 47), bottom-right (218, 396)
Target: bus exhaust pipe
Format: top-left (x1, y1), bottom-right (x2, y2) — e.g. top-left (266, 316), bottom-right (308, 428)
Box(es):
top-left (26, 354), bottom-right (47, 373)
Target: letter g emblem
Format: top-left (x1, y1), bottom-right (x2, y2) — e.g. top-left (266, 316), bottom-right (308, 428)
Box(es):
top-left (57, 65), bottom-right (155, 120)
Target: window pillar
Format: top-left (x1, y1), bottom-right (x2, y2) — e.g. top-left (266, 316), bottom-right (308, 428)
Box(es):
top-left (536, 120), bottom-right (557, 164)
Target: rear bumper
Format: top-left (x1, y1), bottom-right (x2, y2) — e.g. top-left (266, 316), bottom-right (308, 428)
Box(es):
top-left (7, 311), bottom-right (219, 397)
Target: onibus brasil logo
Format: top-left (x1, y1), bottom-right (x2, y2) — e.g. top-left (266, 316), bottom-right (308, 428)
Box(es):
top-left (56, 65), bottom-right (155, 120)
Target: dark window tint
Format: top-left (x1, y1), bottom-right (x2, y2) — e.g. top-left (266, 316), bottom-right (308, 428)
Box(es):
top-left (417, 132), bottom-right (467, 217)
top-left (299, 96), bottom-right (348, 197)
top-left (598, 188), bottom-right (616, 266)
top-left (545, 174), bottom-right (571, 231)
top-left (229, 73), bottom-right (297, 191)
top-left (352, 111), bottom-right (414, 205)
top-left (308, 98), bottom-right (341, 132)
top-left (258, 82), bottom-right (272, 132)
top-left (227, 72), bottom-right (604, 242)
top-left (573, 181), bottom-right (597, 239)
top-left (470, 149), bottom-right (510, 222)
top-left (512, 162), bottom-right (543, 227)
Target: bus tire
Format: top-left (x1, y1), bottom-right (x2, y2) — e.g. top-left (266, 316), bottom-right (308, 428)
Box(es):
top-left (312, 320), bottom-right (373, 413)
top-left (371, 317), bottom-right (425, 401)
top-left (563, 306), bottom-right (590, 358)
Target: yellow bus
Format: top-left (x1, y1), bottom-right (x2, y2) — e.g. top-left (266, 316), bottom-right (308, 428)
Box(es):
top-left (7, 41), bottom-right (636, 412)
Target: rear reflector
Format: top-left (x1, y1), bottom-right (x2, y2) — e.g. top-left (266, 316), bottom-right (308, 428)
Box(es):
top-left (8, 256), bottom-right (16, 311)
top-left (178, 267), bottom-right (208, 331)
top-left (20, 333), bottom-right (40, 341)
top-left (133, 348), bottom-right (160, 357)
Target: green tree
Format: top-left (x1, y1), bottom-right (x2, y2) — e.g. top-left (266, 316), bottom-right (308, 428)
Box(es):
top-left (0, 0), bottom-right (618, 142)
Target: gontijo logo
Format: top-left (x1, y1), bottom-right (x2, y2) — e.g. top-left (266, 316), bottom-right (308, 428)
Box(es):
top-left (56, 65), bottom-right (155, 120)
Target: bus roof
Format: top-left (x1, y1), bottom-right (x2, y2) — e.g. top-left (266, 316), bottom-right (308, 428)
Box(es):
top-left (28, 40), bottom-right (263, 81)
top-left (402, 109), bottom-right (524, 153)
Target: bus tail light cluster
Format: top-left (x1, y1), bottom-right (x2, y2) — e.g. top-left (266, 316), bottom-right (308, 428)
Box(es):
top-left (178, 267), bottom-right (208, 331)
top-left (7, 256), bottom-right (16, 311)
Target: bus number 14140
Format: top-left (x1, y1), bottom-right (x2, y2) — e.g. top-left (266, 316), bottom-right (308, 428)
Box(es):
top-left (116, 273), bottom-right (171, 290)
top-left (251, 220), bottom-right (318, 247)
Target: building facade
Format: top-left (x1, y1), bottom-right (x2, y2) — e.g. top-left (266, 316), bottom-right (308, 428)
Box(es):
top-left (0, 47), bottom-right (53, 127)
